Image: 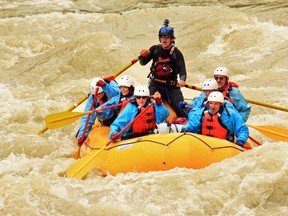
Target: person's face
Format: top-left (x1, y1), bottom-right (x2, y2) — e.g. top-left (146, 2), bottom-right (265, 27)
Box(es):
top-left (135, 96), bottom-right (148, 107)
top-left (160, 35), bottom-right (172, 49)
top-left (96, 92), bottom-right (105, 100)
top-left (204, 90), bottom-right (214, 98)
top-left (209, 101), bottom-right (221, 114)
top-left (214, 75), bottom-right (228, 89)
top-left (119, 86), bottom-right (130, 96)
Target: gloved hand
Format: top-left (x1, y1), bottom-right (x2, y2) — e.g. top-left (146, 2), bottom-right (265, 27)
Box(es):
top-left (178, 101), bottom-right (186, 109)
top-left (96, 79), bottom-right (105, 87)
top-left (236, 140), bottom-right (244, 147)
top-left (155, 97), bottom-right (162, 106)
top-left (77, 136), bottom-right (86, 147)
top-left (111, 133), bottom-right (120, 141)
top-left (103, 76), bottom-right (115, 82)
top-left (140, 49), bottom-right (150, 57)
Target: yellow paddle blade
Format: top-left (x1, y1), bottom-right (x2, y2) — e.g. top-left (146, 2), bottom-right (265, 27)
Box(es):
top-left (45, 111), bottom-right (91, 129)
top-left (66, 142), bottom-right (110, 179)
top-left (248, 124), bottom-right (288, 141)
top-left (37, 94), bottom-right (89, 134)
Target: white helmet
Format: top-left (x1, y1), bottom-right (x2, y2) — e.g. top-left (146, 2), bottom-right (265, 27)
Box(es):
top-left (213, 67), bottom-right (229, 77)
top-left (90, 77), bottom-right (103, 94)
top-left (118, 75), bottom-right (135, 87)
top-left (208, 91), bottom-right (224, 103)
top-left (134, 85), bottom-right (150, 97)
top-left (202, 78), bottom-right (218, 90)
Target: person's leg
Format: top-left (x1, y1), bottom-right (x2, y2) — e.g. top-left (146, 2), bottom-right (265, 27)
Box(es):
top-left (169, 87), bottom-right (188, 118)
top-left (149, 82), bottom-right (167, 99)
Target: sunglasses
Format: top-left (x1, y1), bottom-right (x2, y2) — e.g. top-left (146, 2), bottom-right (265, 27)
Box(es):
top-left (214, 76), bottom-right (225, 81)
top-left (160, 35), bottom-right (171, 39)
top-left (135, 96), bottom-right (149, 100)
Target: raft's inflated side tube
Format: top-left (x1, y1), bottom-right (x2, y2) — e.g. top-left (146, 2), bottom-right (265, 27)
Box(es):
top-left (82, 123), bottom-right (184, 156)
top-left (83, 127), bottom-right (243, 176)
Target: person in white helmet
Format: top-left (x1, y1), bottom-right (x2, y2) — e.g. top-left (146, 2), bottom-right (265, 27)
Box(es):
top-left (77, 76), bottom-right (120, 146)
top-left (94, 75), bottom-right (136, 122)
top-left (181, 91), bottom-right (249, 147)
top-left (139, 19), bottom-right (188, 119)
top-left (109, 85), bottom-right (170, 141)
top-left (178, 78), bottom-right (237, 115)
top-left (213, 67), bottom-right (251, 122)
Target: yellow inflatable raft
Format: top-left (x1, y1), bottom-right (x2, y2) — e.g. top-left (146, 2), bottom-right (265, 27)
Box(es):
top-left (81, 125), bottom-right (244, 176)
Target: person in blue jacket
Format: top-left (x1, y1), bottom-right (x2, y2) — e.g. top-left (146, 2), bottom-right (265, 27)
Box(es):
top-left (109, 85), bottom-right (170, 141)
top-left (77, 77), bottom-right (120, 146)
top-left (93, 75), bottom-right (135, 123)
top-left (178, 78), bottom-right (240, 117)
top-left (213, 67), bottom-right (251, 122)
top-left (181, 91), bottom-right (249, 147)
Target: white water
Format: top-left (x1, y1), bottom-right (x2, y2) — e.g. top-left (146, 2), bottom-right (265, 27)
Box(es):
top-left (0, 1), bottom-right (287, 215)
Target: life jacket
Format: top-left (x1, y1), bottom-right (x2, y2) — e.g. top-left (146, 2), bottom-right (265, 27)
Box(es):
top-left (94, 93), bottom-right (108, 107)
top-left (131, 105), bottom-right (156, 134)
top-left (201, 110), bottom-right (232, 141)
top-left (150, 45), bottom-right (177, 80)
top-left (221, 81), bottom-right (238, 104)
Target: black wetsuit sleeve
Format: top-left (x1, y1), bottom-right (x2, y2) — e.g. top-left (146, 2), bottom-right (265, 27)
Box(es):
top-left (139, 45), bottom-right (158, 65)
top-left (175, 48), bottom-right (187, 81)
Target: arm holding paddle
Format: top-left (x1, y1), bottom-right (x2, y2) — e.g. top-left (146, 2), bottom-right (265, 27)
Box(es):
top-left (109, 87), bottom-right (170, 141)
top-left (77, 77), bottom-right (121, 140)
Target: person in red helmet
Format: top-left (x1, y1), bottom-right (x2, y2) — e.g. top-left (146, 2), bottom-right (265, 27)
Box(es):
top-left (139, 19), bottom-right (188, 118)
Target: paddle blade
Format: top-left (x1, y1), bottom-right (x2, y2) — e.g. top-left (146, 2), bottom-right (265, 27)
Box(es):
top-left (66, 143), bottom-right (110, 179)
top-left (248, 125), bottom-right (288, 141)
top-left (45, 111), bottom-right (86, 129)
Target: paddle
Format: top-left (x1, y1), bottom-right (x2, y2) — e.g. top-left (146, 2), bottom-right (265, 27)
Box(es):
top-left (37, 95), bottom-right (89, 134)
top-left (248, 124), bottom-right (288, 142)
top-left (45, 103), bottom-right (124, 129)
top-left (185, 84), bottom-right (288, 112)
top-left (37, 55), bottom-right (140, 135)
top-left (66, 102), bottom-right (155, 179)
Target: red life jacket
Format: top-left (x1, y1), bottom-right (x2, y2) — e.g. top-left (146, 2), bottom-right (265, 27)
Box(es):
top-left (98, 98), bottom-right (106, 106)
top-left (221, 81), bottom-right (238, 104)
top-left (131, 105), bottom-right (156, 133)
top-left (154, 57), bottom-right (173, 77)
top-left (201, 111), bottom-right (229, 140)
top-left (150, 45), bottom-right (177, 80)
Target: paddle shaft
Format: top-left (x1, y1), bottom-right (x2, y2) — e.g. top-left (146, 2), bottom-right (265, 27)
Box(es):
top-left (38, 56), bottom-right (140, 134)
top-left (185, 84), bottom-right (288, 112)
top-left (66, 102), bottom-right (155, 179)
top-left (45, 103), bottom-right (124, 129)
top-left (248, 135), bottom-right (262, 146)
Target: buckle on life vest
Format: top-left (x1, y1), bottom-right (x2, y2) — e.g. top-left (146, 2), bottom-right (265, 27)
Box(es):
top-left (154, 78), bottom-right (177, 86)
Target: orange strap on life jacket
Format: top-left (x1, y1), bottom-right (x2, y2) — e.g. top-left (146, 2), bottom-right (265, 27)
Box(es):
top-left (221, 81), bottom-right (239, 104)
top-left (201, 111), bottom-right (229, 140)
top-left (118, 98), bottom-right (132, 115)
top-left (132, 105), bottom-right (156, 133)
